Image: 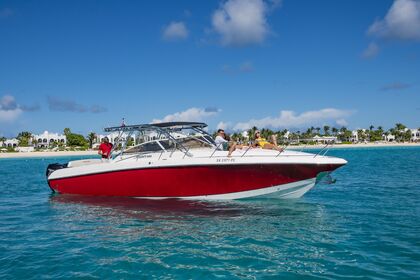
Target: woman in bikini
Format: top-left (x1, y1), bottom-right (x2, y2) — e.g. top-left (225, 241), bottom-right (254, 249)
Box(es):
top-left (253, 130), bottom-right (284, 152)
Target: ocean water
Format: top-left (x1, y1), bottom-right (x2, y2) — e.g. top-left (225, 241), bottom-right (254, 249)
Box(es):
top-left (0, 147), bottom-right (419, 279)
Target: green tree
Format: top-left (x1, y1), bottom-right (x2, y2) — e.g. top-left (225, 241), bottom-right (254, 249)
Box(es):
top-left (395, 123), bottom-right (406, 131)
top-left (86, 132), bottom-right (97, 149)
top-left (332, 127), bottom-right (338, 135)
top-left (63, 128), bottom-right (71, 136)
top-left (247, 126), bottom-right (258, 140)
top-left (323, 125), bottom-right (330, 136)
top-left (67, 133), bottom-right (88, 147)
top-left (17, 131), bottom-right (32, 147)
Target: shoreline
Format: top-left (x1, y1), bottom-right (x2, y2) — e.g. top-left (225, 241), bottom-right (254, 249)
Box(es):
top-left (287, 142), bottom-right (420, 149)
top-left (0, 150), bottom-right (98, 159)
top-left (0, 143), bottom-right (419, 159)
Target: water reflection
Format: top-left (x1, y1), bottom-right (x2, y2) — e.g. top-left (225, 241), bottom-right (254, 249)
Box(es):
top-left (49, 194), bottom-right (329, 227)
top-left (47, 194), bottom-right (334, 277)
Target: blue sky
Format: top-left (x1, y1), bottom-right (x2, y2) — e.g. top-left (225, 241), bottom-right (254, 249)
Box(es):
top-left (0, 0), bottom-right (419, 137)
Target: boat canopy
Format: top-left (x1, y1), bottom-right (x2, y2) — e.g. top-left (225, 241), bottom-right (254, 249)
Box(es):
top-left (104, 122), bottom-right (207, 132)
top-left (104, 122), bottom-right (213, 158)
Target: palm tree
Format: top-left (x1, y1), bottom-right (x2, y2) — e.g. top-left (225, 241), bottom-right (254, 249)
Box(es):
top-left (247, 126), bottom-right (258, 140)
top-left (63, 128), bottom-right (71, 136)
top-left (323, 125), bottom-right (330, 136)
top-left (332, 127), bottom-right (338, 136)
top-left (315, 127), bottom-right (321, 135)
top-left (87, 132), bottom-right (97, 149)
top-left (395, 123), bottom-right (406, 131)
top-left (369, 125), bottom-right (374, 131)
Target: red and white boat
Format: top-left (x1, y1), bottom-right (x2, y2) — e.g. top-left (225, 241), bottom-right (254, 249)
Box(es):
top-left (46, 122), bottom-right (347, 200)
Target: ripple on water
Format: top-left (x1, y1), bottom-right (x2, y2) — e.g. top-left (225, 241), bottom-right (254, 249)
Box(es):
top-left (0, 149), bottom-right (420, 279)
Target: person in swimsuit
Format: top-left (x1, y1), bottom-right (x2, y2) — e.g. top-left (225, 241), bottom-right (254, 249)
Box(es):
top-left (254, 130), bottom-right (283, 152)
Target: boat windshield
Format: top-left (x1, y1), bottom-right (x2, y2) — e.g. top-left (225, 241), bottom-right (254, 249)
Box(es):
top-left (124, 135), bottom-right (215, 154)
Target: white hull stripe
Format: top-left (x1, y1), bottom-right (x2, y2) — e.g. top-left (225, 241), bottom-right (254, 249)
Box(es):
top-left (134, 178), bottom-right (317, 200)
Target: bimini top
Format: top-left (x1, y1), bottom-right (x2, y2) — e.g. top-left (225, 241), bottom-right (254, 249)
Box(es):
top-left (104, 122), bottom-right (207, 132)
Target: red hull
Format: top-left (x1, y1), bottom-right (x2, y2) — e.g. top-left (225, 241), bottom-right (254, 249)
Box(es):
top-left (48, 164), bottom-right (342, 197)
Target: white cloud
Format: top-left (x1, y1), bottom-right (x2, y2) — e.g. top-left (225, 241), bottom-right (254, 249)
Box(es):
top-left (368, 0), bottom-right (420, 40)
top-left (217, 121), bottom-right (232, 130)
top-left (0, 95), bottom-right (22, 123)
top-left (362, 42), bottom-right (380, 58)
top-left (152, 107), bottom-right (220, 123)
top-left (233, 108), bottom-right (354, 130)
top-left (162, 21), bottom-right (189, 41)
top-left (336, 119), bottom-right (348, 126)
top-left (211, 0), bottom-right (270, 46)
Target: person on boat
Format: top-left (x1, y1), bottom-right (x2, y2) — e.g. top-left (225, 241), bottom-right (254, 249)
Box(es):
top-left (214, 129), bottom-right (238, 157)
top-left (253, 130), bottom-right (283, 152)
top-left (98, 137), bottom-right (113, 159)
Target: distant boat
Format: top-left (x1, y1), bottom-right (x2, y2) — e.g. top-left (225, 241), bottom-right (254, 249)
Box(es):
top-left (46, 122), bottom-right (346, 199)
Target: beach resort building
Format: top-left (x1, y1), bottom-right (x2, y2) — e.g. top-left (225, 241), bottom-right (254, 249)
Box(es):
top-left (311, 135), bottom-right (338, 144)
top-left (410, 129), bottom-right (420, 142)
top-left (0, 138), bottom-right (19, 148)
top-left (383, 134), bottom-right (395, 142)
top-left (350, 130), bottom-right (359, 143)
top-left (33, 131), bottom-right (66, 148)
top-left (97, 132), bottom-right (137, 146)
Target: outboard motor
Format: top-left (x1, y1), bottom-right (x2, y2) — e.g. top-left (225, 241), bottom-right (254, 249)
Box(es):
top-left (46, 163), bottom-right (68, 178)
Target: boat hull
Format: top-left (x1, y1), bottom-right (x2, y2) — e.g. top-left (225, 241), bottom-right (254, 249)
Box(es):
top-left (48, 163), bottom-right (342, 199)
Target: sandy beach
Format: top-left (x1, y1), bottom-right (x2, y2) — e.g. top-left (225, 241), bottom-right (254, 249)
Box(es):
top-left (0, 150), bottom-right (98, 159)
top-left (288, 142), bottom-right (420, 149)
top-left (1, 143), bottom-right (419, 159)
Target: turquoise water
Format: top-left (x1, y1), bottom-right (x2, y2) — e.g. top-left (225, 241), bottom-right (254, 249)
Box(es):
top-left (1, 147), bottom-right (419, 279)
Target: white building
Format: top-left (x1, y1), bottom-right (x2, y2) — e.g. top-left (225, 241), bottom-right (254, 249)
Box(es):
top-left (311, 135), bottom-right (338, 144)
top-left (410, 129), bottom-right (420, 142)
top-left (349, 130), bottom-right (358, 142)
top-left (0, 138), bottom-right (19, 148)
top-left (33, 131), bottom-right (66, 148)
top-left (383, 134), bottom-right (395, 142)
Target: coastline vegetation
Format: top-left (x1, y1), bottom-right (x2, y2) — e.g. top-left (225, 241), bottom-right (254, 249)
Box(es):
top-left (1, 123), bottom-right (419, 152)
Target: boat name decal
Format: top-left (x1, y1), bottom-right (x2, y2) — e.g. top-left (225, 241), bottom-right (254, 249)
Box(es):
top-left (216, 158), bottom-right (236, 163)
top-left (138, 155), bottom-right (152, 159)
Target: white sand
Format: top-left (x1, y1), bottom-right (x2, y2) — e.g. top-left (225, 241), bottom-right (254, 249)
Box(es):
top-left (0, 150), bottom-right (98, 159)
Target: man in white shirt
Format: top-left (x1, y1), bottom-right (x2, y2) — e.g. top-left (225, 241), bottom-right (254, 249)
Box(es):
top-left (214, 129), bottom-right (236, 157)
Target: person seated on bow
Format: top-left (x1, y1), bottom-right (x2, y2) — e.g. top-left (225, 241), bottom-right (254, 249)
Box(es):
top-left (214, 129), bottom-right (239, 157)
top-left (253, 130), bottom-right (283, 152)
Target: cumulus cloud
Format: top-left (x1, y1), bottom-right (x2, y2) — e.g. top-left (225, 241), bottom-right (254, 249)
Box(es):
top-left (47, 96), bottom-right (107, 113)
top-left (0, 95), bottom-right (22, 122)
top-left (217, 121), bottom-right (232, 130)
top-left (362, 42), bottom-right (380, 58)
top-left (162, 21), bottom-right (189, 41)
top-left (380, 82), bottom-right (412, 91)
top-left (368, 0), bottom-right (420, 40)
top-left (211, 0), bottom-right (271, 46)
top-left (336, 119), bottom-right (348, 126)
top-left (152, 107), bottom-right (221, 123)
top-left (233, 108), bottom-right (354, 130)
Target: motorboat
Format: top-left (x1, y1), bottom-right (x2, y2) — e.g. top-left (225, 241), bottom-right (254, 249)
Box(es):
top-left (46, 122), bottom-right (347, 200)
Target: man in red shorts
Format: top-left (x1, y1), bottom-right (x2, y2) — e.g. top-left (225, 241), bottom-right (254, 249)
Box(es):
top-left (98, 137), bottom-right (113, 160)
